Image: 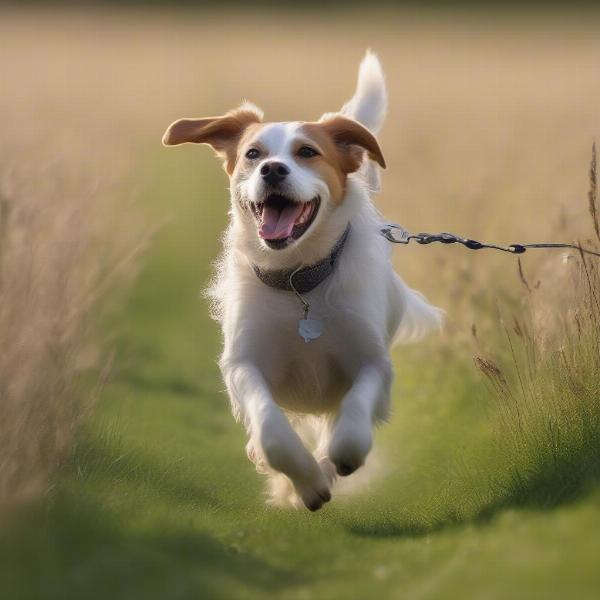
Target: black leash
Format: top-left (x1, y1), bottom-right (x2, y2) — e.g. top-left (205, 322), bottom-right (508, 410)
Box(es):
top-left (380, 223), bottom-right (600, 258)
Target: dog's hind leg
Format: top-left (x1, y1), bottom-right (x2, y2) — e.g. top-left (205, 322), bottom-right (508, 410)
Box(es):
top-left (225, 363), bottom-right (332, 511)
top-left (328, 359), bottom-right (392, 477)
top-left (310, 416), bottom-right (337, 487)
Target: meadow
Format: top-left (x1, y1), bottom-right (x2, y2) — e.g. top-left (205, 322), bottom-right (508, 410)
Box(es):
top-left (1, 7), bottom-right (600, 599)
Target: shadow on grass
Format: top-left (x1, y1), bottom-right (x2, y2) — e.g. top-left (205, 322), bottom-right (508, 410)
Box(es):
top-left (346, 450), bottom-right (600, 540)
top-left (0, 433), bottom-right (298, 600)
top-left (116, 368), bottom-right (203, 397)
top-left (477, 450), bottom-right (600, 516)
top-left (0, 490), bottom-right (299, 600)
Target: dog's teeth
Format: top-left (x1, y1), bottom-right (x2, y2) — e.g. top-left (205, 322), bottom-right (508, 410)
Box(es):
top-left (297, 203), bottom-right (312, 225)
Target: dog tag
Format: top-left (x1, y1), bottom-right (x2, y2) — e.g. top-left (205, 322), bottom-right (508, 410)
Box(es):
top-left (298, 318), bottom-right (323, 343)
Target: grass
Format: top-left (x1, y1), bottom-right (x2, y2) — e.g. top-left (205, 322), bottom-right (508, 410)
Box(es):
top-left (2, 8), bottom-right (600, 599)
top-left (1, 148), bottom-right (600, 599)
top-left (0, 124), bottom-right (144, 510)
top-left (471, 148), bottom-right (600, 514)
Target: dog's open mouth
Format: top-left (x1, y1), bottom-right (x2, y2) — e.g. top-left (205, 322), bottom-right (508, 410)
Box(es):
top-left (251, 194), bottom-right (320, 249)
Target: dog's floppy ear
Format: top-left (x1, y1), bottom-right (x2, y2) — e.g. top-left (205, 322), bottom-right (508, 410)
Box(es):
top-left (162, 103), bottom-right (263, 174)
top-left (319, 115), bottom-right (386, 173)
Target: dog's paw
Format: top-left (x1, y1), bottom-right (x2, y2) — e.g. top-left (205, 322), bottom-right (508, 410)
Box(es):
top-left (328, 416), bottom-right (372, 477)
top-left (292, 465), bottom-right (332, 512)
top-left (294, 480), bottom-right (332, 512)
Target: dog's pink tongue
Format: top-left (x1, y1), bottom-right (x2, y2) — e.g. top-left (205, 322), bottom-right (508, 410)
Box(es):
top-left (259, 203), bottom-right (304, 240)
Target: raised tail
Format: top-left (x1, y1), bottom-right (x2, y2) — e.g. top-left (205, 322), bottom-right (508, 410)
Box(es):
top-left (340, 51), bottom-right (387, 192)
top-left (341, 50), bottom-right (387, 134)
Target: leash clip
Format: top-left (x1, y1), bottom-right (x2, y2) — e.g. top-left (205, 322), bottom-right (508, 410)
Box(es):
top-left (381, 224), bottom-right (411, 244)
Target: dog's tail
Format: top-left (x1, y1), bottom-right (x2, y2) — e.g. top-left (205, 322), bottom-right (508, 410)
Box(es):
top-left (340, 50), bottom-right (387, 191)
top-left (341, 50), bottom-right (387, 134)
top-left (393, 279), bottom-right (445, 345)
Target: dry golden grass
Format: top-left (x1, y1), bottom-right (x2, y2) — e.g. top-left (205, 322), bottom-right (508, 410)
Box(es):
top-left (469, 145), bottom-right (600, 510)
top-left (0, 136), bottom-right (147, 508)
top-left (0, 16), bottom-right (150, 508)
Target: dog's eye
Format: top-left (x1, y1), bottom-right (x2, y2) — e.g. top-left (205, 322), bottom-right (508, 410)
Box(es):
top-left (297, 146), bottom-right (319, 158)
top-left (245, 148), bottom-right (261, 160)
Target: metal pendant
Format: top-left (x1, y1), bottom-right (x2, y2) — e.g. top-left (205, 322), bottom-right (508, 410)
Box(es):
top-left (298, 317), bottom-right (324, 343)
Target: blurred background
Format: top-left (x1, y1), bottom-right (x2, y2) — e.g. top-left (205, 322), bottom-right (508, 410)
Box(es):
top-left (1, 3), bottom-right (600, 599)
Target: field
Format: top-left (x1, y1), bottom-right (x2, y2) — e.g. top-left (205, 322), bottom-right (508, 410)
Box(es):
top-left (1, 7), bottom-right (600, 599)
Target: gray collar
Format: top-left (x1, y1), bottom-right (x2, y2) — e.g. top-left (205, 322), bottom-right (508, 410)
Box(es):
top-left (252, 225), bottom-right (351, 294)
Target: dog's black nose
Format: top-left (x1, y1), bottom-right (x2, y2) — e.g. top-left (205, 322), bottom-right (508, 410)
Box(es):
top-left (260, 161), bottom-right (290, 185)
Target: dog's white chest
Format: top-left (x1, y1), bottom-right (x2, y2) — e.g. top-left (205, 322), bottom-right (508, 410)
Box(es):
top-left (252, 300), bottom-right (353, 412)
top-left (272, 341), bottom-right (351, 413)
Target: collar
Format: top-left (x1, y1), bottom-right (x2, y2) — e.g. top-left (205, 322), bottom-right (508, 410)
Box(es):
top-left (252, 225), bottom-right (351, 294)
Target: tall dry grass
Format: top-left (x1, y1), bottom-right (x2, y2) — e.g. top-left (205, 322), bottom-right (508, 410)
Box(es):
top-left (0, 95), bottom-right (146, 512)
top-left (474, 145), bottom-right (600, 509)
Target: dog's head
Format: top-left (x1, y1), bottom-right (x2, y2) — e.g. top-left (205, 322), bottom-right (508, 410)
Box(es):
top-left (162, 103), bottom-right (385, 252)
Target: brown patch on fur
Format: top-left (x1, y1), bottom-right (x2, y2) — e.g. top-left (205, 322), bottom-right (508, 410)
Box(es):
top-left (319, 116), bottom-right (386, 170)
top-left (296, 124), bottom-right (347, 204)
top-left (162, 107), bottom-right (262, 174)
top-left (300, 117), bottom-right (385, 205)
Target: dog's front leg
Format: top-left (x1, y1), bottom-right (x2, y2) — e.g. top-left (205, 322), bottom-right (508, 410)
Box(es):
top-left (226, 363), bottom-right (332, 511)
top-left (328, 360), bottom-right (392, 477)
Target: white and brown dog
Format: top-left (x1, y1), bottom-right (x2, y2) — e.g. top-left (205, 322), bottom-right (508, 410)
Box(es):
top-left (163, 52), bottom-right (441, 511)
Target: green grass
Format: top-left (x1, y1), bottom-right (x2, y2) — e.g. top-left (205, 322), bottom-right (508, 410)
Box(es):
top-left (2, 149), bottom-right (600, 600)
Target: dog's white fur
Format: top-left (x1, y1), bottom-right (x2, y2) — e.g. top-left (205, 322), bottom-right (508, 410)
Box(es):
top-left (165, 51), bottom-right (442, 511)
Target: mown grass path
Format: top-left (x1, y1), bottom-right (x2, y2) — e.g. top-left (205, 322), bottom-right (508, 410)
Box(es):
top-left (2, 151), bottom-right (600, 600)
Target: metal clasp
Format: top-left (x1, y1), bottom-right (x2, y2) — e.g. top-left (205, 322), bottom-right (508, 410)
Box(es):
top-left (380, 224), bottom-right (411, 244)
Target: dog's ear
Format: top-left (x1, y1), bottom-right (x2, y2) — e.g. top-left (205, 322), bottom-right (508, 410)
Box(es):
top-left (318, 115), bottom-right (386, 173)
top-left (162, 103), bottom-right (263, 174)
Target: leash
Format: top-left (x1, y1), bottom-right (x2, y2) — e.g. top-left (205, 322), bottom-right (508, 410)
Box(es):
top-left (260, 222), bottom-right (600, 344)
top-left (380, 223), bottom-right (600, 258)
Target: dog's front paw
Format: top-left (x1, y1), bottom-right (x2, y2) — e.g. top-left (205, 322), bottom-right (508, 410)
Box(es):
top-left (328, 416), bottom-right (372, 477)
top-left (294, 480), bottom-right (331, 512)
top-left (292, 464), bottom-right (332, 512)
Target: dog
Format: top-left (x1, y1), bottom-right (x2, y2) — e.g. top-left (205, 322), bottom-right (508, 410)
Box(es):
top-left (162, 51), bottom-right (441, 511)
